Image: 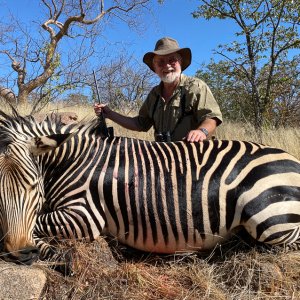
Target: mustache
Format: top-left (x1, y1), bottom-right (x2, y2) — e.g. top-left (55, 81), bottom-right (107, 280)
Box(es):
top-left (163, 68), bottom-right (175, 72)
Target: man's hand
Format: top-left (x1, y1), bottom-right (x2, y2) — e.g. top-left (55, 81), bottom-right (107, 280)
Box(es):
top-left (185, 129), bottom-right (207, 142)
top-left (94, 103), bottom-right (111, 117)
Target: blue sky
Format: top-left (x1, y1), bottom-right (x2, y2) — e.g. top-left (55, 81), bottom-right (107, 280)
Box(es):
top-left (106, 0), bottom-right (237, 76)
top-left (1, 0), bottom-right (237, 76)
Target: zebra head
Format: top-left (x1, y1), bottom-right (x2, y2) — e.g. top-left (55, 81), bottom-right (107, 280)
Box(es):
top-left (0, 111), bottom-right (72, 265)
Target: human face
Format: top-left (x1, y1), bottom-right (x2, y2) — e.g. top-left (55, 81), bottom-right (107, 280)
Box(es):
top-left (153, 54), bottom-right (182, 84)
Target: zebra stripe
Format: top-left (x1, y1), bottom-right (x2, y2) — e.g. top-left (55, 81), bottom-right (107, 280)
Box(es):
top-left (0, 111), bottom-right (299, 265)
top-left (36, 136), bottom-right (300, 252)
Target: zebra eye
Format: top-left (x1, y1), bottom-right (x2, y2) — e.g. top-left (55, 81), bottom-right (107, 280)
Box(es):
top-left (29, 182), bottom-right (39, 191)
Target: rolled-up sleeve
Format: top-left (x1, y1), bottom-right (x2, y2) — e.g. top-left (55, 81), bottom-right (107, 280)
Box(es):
top-left (193, 80), bottom-right (223, 125)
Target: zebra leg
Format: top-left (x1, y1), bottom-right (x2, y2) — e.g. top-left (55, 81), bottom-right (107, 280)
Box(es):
top-left (239, 187), bottom-right (300, 251)
top-left (34, 208), bottom-right (103, 273)
top-left (262, 225), bottom-right (300, 251)
top-left (35, 207), bottom-right (103, 241)
top-left (33, 233), bottom-right (74, 275)
top-left (243, 218), bottom-right (300, 251)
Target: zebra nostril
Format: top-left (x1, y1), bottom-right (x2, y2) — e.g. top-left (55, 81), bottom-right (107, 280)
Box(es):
top-left (2, 246), bottom-right (40, 265)
top-left (19, 246), bottom-right (40, 263)
top-left (20, 246), bottom-right (40, 255)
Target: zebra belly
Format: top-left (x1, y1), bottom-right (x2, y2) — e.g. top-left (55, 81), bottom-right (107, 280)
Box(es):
top-left (104, 220), bottom-right (231, 253)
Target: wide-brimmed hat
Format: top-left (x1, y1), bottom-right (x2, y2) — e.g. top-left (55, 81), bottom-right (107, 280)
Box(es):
top-left (143, 37), bottom-right (192, 72)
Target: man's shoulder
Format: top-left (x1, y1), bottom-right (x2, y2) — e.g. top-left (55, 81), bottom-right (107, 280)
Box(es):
top-left (180, 74), bottom-right (207, 90)
top-left (150, 84), bottom-right (161, 94)
top-left (144, 84), bottom-right (161, 105)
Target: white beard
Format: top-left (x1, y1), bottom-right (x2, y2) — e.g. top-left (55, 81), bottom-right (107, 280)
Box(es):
top-left (160, 69), bottom-right (181, 83)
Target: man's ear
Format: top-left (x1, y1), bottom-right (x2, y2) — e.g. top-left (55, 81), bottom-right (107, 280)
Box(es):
top-left (28, 133), bottom-right (71, 156)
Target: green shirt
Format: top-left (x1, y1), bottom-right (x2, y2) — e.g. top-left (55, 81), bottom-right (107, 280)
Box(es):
top-left (137, 74), bottom-right (223, 141)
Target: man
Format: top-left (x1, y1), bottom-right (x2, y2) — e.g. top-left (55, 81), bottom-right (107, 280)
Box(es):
top-left (94, 37), bottom-right (222, 142)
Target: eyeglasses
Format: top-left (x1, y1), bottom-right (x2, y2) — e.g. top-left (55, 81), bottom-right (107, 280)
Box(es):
top-left (153, 56), bottom-right (181, 67)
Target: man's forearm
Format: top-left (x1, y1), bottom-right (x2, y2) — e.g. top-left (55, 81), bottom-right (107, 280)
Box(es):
top-left (107, 111), bottom-right (142, 131)
top-left (197, 118), bottom-right (218, 137)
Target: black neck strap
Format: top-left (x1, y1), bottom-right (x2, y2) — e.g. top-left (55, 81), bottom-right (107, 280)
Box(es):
top-left (152, 86), bottom-right (192, 136)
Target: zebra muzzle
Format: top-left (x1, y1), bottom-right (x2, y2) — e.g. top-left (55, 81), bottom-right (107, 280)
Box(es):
top-left (1, 245), bottom-right (40, 265)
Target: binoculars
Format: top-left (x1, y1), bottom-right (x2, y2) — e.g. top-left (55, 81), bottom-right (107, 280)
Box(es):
top-left (155, 132), bottom-right (171, 142)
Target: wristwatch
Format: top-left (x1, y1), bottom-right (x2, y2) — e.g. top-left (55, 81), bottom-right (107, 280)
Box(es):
top-left (199, 127), bottom-right (209, 137)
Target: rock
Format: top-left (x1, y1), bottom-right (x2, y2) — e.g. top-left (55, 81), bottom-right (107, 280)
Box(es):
top-left (0, 261), bottom-right (46, 300)
top-left (33, 112), bottom-right (78, 124)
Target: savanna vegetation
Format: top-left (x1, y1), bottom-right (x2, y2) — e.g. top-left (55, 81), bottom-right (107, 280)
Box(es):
top-left (0, 0), bottom-right (299, 130)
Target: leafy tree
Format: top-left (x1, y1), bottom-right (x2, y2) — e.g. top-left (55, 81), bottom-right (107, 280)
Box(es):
top-left (193, 0), bottom-right (300, 129)
top-left (267, 56), bottom-right (300, 127)
top-left (0, 0), bottom-right (152, 110)
top-left (196, 60), bottom-right (252, 122)
top-left (196, 56), bottom-right (300, 127)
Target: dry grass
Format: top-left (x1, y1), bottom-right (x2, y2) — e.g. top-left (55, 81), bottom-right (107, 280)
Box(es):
top-left (66, 105), bottom-right (300, 158)
top-left (7, 102), bottom-right (299, 158)
top-left (39, 237), bottom-right (300, 300)
top-left (216, 121), bottom-right (300, 160)
top-left (2, 103), bottom-right (299, 299)
top-left (55, 104), bottom-right (299, 158)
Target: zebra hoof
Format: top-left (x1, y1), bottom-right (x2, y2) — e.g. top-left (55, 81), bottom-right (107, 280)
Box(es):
top-left (50, 249), bottom-right (74, 276)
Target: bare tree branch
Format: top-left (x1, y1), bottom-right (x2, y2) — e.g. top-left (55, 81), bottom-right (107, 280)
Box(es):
top-left (0, 0), bottom-right (152, 107)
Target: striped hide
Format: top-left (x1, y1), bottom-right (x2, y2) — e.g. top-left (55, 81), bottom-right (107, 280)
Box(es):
top-left (0, 109), bottom-right (299, 266)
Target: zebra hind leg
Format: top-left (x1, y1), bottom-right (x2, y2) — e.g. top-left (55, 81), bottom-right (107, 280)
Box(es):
top-left (34, 235), bottom-right (74, 275)
top-left (262, 225), bottom-right (300, 252)
top-left (282, 226), bottom-right (300, 251)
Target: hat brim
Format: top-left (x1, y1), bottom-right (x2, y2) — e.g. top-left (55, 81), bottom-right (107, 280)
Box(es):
top-left (143, 48), bottom-right (192, 72)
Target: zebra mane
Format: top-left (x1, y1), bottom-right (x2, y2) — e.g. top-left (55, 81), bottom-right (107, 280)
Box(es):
top-left (0, 108), bottom-right (99, 151)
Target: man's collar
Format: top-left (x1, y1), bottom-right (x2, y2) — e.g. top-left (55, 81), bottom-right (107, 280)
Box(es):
top-left (178, 73), bottom-right (187, 86)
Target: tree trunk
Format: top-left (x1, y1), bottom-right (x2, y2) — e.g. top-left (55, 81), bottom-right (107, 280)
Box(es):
top-left (17, 90), bottom-right (29, 109)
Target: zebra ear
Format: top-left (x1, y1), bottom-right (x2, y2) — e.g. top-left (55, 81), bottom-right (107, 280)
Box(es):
top-left (28, 133), bottom-right (71, 156)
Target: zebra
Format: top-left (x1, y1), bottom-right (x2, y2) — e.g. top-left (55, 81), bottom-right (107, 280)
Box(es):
top-left (0, 109), bottom-right (299, 268)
